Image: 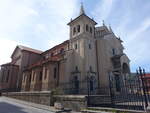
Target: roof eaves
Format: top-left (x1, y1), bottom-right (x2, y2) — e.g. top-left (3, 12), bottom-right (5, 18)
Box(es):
top-left (67, 14), bottom-right (97, 25)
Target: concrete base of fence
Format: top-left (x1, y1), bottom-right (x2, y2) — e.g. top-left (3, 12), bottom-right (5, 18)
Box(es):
top-left (146, 105), bottom-right (150, 113)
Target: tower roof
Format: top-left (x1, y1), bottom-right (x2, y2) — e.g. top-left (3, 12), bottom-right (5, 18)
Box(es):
top-left (79, 3), bottom-right (85, 15)
top-left (67, 3), bottom-right (97, 25)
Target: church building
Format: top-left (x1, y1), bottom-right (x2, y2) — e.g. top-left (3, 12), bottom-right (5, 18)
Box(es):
top-left (0, 5), bottom-right (130, 95)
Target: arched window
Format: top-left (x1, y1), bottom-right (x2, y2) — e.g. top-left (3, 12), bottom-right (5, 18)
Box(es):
top-left (89, 76), bottom-right (95, 92)
top-left (54, 67), bottom-right (57, 79)
top-left (89, 43), bottom-right (91, 49)
top-left (90, 78), bottom-right (94, 91)
top-left (60, 48), bottom-right (64, 53)
top-left (44, 69), bottom-right (47, 80)
top-left (115, 75), bottom-right (121, 92)
top-left (73, 27), bottom-right (76, 35)
top-left (77, 25), bottom-right (80, 32)
top-left (90, 27), bottom-right (92, 33)
top-left (6, 70), bottom-right (10, 82)
top-left (73, 76), bottom-right (79, 94)
top-left (86, 24), bottom-right (89, 32)
top-left (51, 52), bottom-right (54, 57)
top-left (75, 44), bottom-right (77, 49)
top-left (39, 71), bottom-right (42, 81)
top-left (75, 66), bottom-right (78, 71)
top-left (29, 74), bottom-right (32, 83)
top-left (122, 63), bottom-right (130, 74)
top-left (89, 66), bottom-right (92, 72)
top-left (1, 71), bottom-right (4, 82)
top-left (112, 48), bottom-right (116, 55)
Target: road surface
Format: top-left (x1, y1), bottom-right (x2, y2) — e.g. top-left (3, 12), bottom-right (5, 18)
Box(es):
top-left (0, 97), bottom-right (53, 113)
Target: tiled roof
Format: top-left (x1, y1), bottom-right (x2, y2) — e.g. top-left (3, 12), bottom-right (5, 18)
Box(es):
top-left (1, 62), bottom-right (19, 67)
top-left (144, 73), bottom-right (150, 77)
top-left (18, 45), bottom-right (43, 54)
top-left (26, 53), bottom-right (64, 70)
top-left (67, 14), bottom-right (97, 25)
top-left (42, 40), bottom-right (69, 55)
top-left (22, 40), bottom-right (69, 71)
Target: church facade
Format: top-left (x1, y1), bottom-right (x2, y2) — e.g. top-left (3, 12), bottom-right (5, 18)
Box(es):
top-left (0, 5), bottom-right (130, 94)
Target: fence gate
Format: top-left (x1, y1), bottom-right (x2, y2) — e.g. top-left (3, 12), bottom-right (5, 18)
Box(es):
top-left (110, 68), bottom-right (150, 111)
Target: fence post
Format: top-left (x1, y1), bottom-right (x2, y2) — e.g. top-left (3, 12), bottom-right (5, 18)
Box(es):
top-left (87, 74), bottom-right (90, 106)
top-left (139, 67), bottom-right (148, 109)
top-left (137, 70), bottom-right (145, 109)
top-left (108, 73), bottom-right (114, 105)
top-left (143, 69), bottom-right (150, 101)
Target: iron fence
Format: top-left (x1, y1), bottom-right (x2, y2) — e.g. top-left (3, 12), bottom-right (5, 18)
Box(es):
top-left (108, 67), bottom-right (150, 111)
top-left (0, 67), bottom-right (150, 111)
top-left (58, 67), bottom-right (150, 111)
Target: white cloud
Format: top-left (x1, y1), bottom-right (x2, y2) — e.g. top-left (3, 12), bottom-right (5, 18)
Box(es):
top-left (127, 18), bottom-right (150, 42)
top-left (0, 0), bottom-right (39, 65)
top-left (0, 0), bottom-right (79, 65)
top-left (43, 0), bottom-right (78, 18)
top-left (32, 0), bottom-right (79, 49)
top-left (92, 0), bottom-right (115, 23)
top-left (123, 18), bottom-right (150, 71)
top-left (0, 38), bottom-right (17, 65)
top-left (0, 0), bottom-right (38, 35)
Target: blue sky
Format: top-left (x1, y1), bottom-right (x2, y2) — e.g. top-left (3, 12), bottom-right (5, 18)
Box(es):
top-left (0, 0), bottom-right (150, 72)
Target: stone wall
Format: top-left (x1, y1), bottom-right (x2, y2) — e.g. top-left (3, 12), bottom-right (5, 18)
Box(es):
top-left (89, 95), bottom-right (111, 105)
top-left (2, 92), bottom-right (88, 111)
top-left (2, 92), bottom-right (112, 111)
top-left (54, 95), bottom-right (87, 111)
top-left (2, 91), bottom-right (54, 106)
top-left (54, 95), bottom-right (111, 111)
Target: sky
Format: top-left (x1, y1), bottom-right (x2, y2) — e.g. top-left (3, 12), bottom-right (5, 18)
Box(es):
top-left (0, 0), bottom-right (149, 72)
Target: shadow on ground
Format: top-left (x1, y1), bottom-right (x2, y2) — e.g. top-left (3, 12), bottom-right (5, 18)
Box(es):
top-left (0, 102), bottom-right (27, 113)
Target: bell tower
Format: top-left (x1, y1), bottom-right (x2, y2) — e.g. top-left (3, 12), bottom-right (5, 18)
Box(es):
top-left (68, 3), bottom-right (97, 39)
top-left (66, 4), bottom-right (98, 94)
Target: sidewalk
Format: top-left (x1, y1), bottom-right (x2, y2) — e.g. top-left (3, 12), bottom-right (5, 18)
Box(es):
top-left (1, 96), bottom-right (76, 113)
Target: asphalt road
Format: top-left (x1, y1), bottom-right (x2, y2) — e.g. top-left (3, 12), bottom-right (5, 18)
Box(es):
top-left (0, 97), bottom-right (53, 113)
